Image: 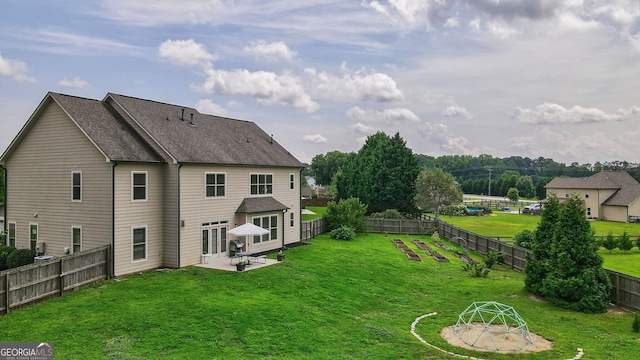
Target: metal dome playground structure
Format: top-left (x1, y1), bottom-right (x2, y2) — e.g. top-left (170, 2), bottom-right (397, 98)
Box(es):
top-left (453, 301), bottom-right (534, 351)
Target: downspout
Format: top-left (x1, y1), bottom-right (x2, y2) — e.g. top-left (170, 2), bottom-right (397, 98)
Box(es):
top-left (1, 165), bottom-right (6, 241)
top-left (111, 162), bottom-right (118, 277)
top-left (299, 168), bottom-right (303, 242)
top-left (282, 208), bottom-right (287, 250)
top-left (177, 164), bottom-right (183, 268)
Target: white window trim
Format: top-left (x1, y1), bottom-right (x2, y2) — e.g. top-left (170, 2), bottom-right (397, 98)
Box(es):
top-left (289, 212), bottom-right (295, 227)
top-left (71, 171), bottom-right (82, 202)
top-left (289, 173), bottom-right (295, 190)
top-left (250, 173), bottom-right (274, 196)
top-left (72, 226), bottom-right (82, 253)
top-left (131, 226), bottom-right (148, 263)
top-left (8, 222), bottom-right (16, 247)
top-left (131, 171), bottom-right (148, 202)
top-left (252, 214), bottom-right (278, 244)
top-left (204, 172), bottom-right (227, 199)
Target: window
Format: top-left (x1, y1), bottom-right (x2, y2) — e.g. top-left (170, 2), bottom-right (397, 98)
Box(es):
top-left (290, 212), bottom-right (295, 227)
top-left (30, 224), bottom-right (38, 252)
top-left (565, 190), bottom-right (570, 198)
top-left (253, 215), bottom-right (278, 244)
top-left (132, 172), bottom-right (147, 201)
top-left (72, 226), bottom-right (82, 253)
top-left (132, 227), bottom-right (147, 261)
top-left (585, 190), bottom-right (589, 198)
top-left (72, 171), bottom-right (82, 201)
top-left (587, 208), bottom-right (591, 216)
top-left (250, 174), bottom-right (273, 195)
top-left (205, 173), bottom-right (226, 198)
top-left (289, 173), bottom-right (295, 190)
top-left (8, 223), bottom-right (16, 247)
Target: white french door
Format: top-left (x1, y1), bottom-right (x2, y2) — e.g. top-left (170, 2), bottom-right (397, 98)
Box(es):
top-left (202, 222), bottom-right (228, 258)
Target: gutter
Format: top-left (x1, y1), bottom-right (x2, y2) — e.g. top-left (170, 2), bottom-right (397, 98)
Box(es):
top-left (177, 164), bottom-right (183, 268)
top-left (111, 162), bottom-right (118, 277)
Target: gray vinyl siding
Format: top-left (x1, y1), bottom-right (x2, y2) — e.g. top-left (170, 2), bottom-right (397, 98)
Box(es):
top-left (178, 165), bottom-right (301, 266)
top-left (163, 164), bottom-right (179, 268)
top-left (3, 102), bottom-right (112, 257)
top-left (113, 163), bottom-right (164, 275)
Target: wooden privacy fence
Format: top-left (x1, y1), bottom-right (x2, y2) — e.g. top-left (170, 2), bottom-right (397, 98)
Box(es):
top-left (0, 245), bottom-right (111, 315)
top-left (301, 218), bottom-right (325, 241)
top-left (438, 221), bottom-right (640, 311)
top-left (366, 218), bottom-right (438, 235)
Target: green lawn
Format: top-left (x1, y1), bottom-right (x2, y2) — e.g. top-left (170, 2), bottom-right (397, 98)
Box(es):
top-left (440, 212), bottom-right (640, 277)
top-left (0, 234), bottom-right (637, 359)
top-left (301, 206), bottom-right (327, 221)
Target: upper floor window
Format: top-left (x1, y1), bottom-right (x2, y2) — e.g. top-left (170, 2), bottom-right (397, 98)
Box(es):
top-left (132, 172), bottom-right (147, 201)
top-left (206, 173), bottom-right (226, 198)
top-left (72, 171), bottom-right (82, 202)
top-left (585, 190), bottom-right (589, 198)
top-left (565, 190), bottom-right (570, 198)
top-left (289, 173), bottom-right (295, 190)
top-left (251, 174), bottom-right (273, 195)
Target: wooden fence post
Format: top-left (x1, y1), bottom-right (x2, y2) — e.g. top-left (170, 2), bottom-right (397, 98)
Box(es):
top-left (3, 274), bottom-right (9, 315)
top-left (59, 257), bottom-right (64, 297)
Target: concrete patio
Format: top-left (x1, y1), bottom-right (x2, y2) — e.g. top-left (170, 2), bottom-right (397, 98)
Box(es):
top-left (195, 256), bottom-right (281, 272)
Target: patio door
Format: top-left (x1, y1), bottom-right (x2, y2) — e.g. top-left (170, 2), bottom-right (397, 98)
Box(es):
top-left (202, 222), bottom-right (228, 258)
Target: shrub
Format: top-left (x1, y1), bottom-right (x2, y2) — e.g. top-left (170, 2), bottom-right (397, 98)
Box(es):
top-left (6, 248), bottom-right (36, 269)
top-left (330, 225), bottom-right (356, 240)
top-left (484, 250), bottom-right (504, 269)
top-left (514, 230), bottom-right (534, 250)
top-left (0, 245), bottom-right (17, 271)
top-left (618, 231), bottom-right (633, 253)
top-left (462, 262), bottom-right (490, 278)
top-left (325, 197), bottom-right (368, 232)
top-left (439, 204), bottom-right (468, 216)
top-left (602, 231), bottom-right (618, 253)
top-left (633, 313), bottom-right (640, 333)
top-left (369, 209), bottom-right (404, 219)
top-left (636, 235), bottom-right (640, 250)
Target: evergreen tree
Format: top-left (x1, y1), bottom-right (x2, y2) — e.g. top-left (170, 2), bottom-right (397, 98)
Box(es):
top-left (618, 231), bottom-right (633, 253)
top-left (525, 194), bottom-right (560, 296)
top-left (602, 231), bottom-right (618, 253)
top-left (542, 195), bottom-right (611, 313)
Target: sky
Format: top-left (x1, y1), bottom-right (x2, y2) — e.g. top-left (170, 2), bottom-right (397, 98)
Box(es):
top-left (1, 1), bottom-right (639, 165)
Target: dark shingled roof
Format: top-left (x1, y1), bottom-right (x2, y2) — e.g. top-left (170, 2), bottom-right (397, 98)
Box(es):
top-left (50, 93), bottom-right (163, 162)
top-left (545, 171), bottom-right (640, 207)
top-left (106, 93), bottom-right (303, 167)
top-left (236, 197), bottom-right (289, 213)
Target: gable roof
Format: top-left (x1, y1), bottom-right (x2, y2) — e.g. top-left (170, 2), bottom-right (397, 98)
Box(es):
top-left (545, 171), bottom-right (640, 207)
top-left (235, 197), bottom-right (289, 213)
top-left (2, 92), bottom-right (304, 169)
top-left (105, 93), bottom-right (303, 167)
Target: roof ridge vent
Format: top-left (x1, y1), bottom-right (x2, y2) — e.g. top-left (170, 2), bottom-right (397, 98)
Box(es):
top-left (181, 109), bottom-right (185, 121)
top-left (190, 113), bottom-right (195, 126)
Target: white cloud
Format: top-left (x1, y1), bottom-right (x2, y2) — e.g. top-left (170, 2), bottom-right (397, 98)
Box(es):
top-left (418, 122), bottom-right (474, 154)
top-left (101, 0), bottom-right (226, 26)
top-left (159, 39), bottom-right (217, 67)
top-left (302, 134), bottom-right (327, 143)
top-left (353, 122), bottom-right (373, 134)
top-left (199, 68), bottom-right (319, 112)
top-left (0, 52), bottom-right (36, 82)
top-left (442, 105), bottom-right (473, 119)
top-left (514, 103), bottom-right (640, 124)
top-left (346, 106), bottom-right (420, 123)
top-left (58, 76), bottom-right (89, 89)
top-left (306, 67), bottom-right (403, 102)
top-left (244, 40), bottom-right (297, 62)
top-left (196, 99), bottom-right (227, 115)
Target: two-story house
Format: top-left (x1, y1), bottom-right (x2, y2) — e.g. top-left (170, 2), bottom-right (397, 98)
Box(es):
top-left (544, 171), bottom-right (640, 222)
top-left (0, 92), bottom-right (304, 275)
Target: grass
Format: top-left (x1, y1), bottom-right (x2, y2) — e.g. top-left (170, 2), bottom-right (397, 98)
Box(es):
top-left (301, 206), bottom-right (327, 221)
top-left (0, 234), bottom-right (638, 359)
top-left (440, 212), bottom-right (640, 277)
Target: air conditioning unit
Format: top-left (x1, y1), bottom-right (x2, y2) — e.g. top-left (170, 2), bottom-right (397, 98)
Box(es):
top-left (34, 255), bottom-right (54, 263)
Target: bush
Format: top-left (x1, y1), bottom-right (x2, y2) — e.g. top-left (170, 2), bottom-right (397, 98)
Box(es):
top-left (602, 231), bottom-right (618, 253)
top-left (514, 230), bottom-right (534, 250)
top-left (6, 248), bottom-right (36, 269)
top-left (325, 197), bottom-right (368, 232)
top-left (0, 245), bottom-right (17, 271)
top-left (439, 204), bottom-right (468, 216)
top-left (330, 225), bottom-right (356, 240)
top-left (462, 262), bottom-right (490, 278)
top-left (484, 250), bottom-right (504, 269)
top-left (369, 209), bottom-right (404, 219)
top-left (618, 231), bottom-right (633, 252)
top-left (633, 313), bottom-right (640, 333)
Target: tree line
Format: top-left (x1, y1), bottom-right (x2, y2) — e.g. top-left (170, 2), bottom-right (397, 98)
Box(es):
top-left (309, 140), bottom-right (640, 201)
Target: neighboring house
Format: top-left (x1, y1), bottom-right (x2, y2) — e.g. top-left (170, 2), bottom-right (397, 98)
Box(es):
top-left (0, 92), bottom-right (304, 275)
top-left (545, 171), bottom-right (640, 223)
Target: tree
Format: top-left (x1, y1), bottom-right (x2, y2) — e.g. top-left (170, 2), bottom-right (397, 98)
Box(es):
top-left (310, 150), bottom-right (350, 186)
top-left (506, 187), bottom-right (519, 203)
top-left (324, 197), bottom-right (368, 232)
top-left (515, 175), bottom-right (534, 198)
top-left (602, 231), bottom-right (618, 253)
top-left (414, 168), bottom-right (463, 220)
top-left (541, 195), bottom-right (611, 313)
top-left (525, 194), bottom-right (560, 296)
top-left (618, 231), bottom-right (633, 252)
top-left (336, 132), bottom-right (419, 213)
top-left (514, 230), bottom-right (534, 250)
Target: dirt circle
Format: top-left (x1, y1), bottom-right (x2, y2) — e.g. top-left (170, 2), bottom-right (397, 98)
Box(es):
top-left (440, 325), bottom-right (553, 354)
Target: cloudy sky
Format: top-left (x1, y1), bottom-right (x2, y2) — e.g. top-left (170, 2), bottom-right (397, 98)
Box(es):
top-left (1, 1), bottom-right (639, 165)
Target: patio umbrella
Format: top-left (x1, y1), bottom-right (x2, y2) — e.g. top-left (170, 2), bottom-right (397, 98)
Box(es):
top-left (301, 208), bottom-right (316, 215)
top-left (228, 222), bottom-right (269, 236)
